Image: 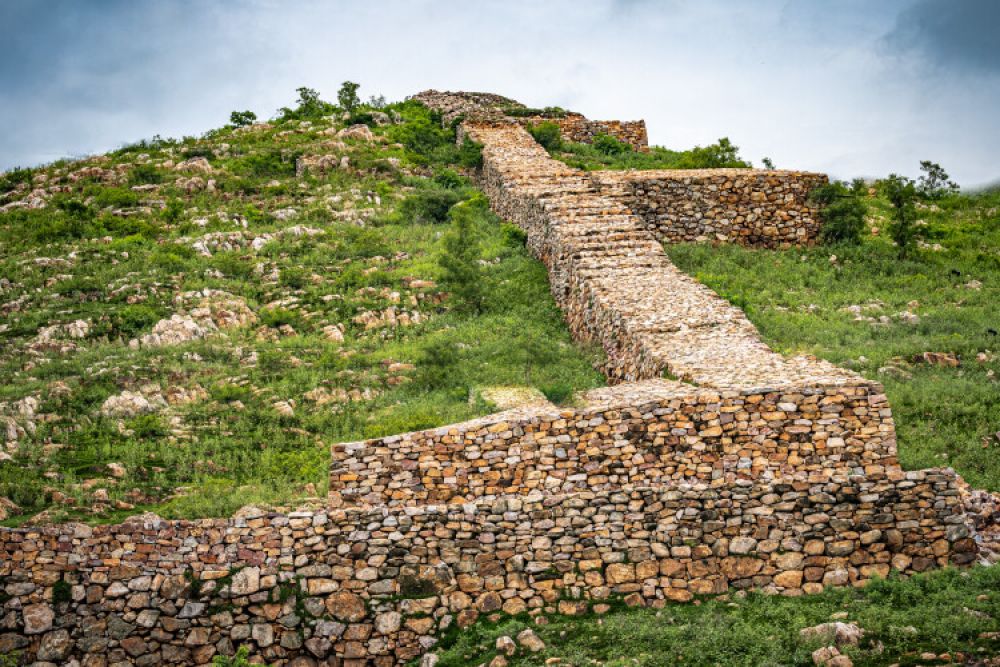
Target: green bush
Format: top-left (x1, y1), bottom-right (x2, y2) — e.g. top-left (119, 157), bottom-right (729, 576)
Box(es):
top-left (108, 304), bottom-right (163, 339)
top-left (528, 121), bottom-right (562, 151)
top-left (674, 137), bottom-right (751, 168)
top-left (593, 133), bottom-right (631, 156)
top-left (1, 166), bottom-right (34, 194)
top-left (260, 307), bottom-right (303, 329)
top-left (439, 198), bottom-right (486, 313)
top-left (128, 163), bottom-right (163, 185)
top-left (810, 179), bottom-right (868, 244)
top-left (398, 188), bottom-right (463, 224)
top-left (230, 149), bottom-right (297, 179)
top-left (279, 267), bottom-right (309, 289)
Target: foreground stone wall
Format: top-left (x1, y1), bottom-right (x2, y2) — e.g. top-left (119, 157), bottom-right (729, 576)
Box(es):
top-left (593, 169), bottom-right (827, 248)
top-left (0, 473), bottom-right (974, 666)
top-left (331, 380), bottom-right (896, 508)
top-left (516, 113), bottom-right (649, 151)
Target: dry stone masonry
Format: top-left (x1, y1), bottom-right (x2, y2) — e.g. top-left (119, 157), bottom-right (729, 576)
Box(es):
top-left (0, 90), bottom-right (992, 666)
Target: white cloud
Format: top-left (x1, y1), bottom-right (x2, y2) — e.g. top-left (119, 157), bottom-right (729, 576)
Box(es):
top-left (2, 0), bottom-right (998, 186)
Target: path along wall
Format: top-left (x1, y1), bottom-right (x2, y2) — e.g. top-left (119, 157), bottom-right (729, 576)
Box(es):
top-left (593, 169), bottom-right (826, 248)
top-left (0, 476), bottom-right (974, 666)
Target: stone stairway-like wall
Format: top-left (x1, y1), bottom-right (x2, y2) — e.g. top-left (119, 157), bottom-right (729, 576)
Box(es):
top-left (0, 91), bottom-right (982, 667)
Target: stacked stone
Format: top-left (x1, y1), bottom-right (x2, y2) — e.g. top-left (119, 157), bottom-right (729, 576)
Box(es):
top-left (514, 113), bottom-right (649, 151)
top-left (593, 169), bottom-right (828, 248)
top-left (331, 380), bottom-right (897, 507)
top-left (0, 475), bottom-right (974, 665)
top-left (462, 119), bottom-right (859, 389)
top-left (0, 91), bottom-right (987, 666)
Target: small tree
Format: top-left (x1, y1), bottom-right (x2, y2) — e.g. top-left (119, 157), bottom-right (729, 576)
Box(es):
top-left (295, 87), bottom-right (325, 115)
top-left (528, 122), bottom-right (562, 151)
top-left (229, 110), bottom-right (257, 128)
top-left (917, 160), bottom-right (959, 199)
top-left (762, 157), bottom-right (775, 169)
top-left (883, 174), bottom-right (919, 259)
top-left (810, 178), bottom-right (867, 244)
top-left (439, 198), bottom-right (485, 314)
top-left (338, 81), bottom-right (361, 114)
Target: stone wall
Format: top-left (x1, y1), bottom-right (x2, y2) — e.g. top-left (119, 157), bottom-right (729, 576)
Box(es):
top-left (0, 91), bottom-right (987, 666)
top-left (0, 473), bottom-right (975, 666)
top-left (516, 113), bottom-right (649, 151)
top-left (593, 169), bottom-right (827, 248)
top-left (330, 380), bottom-right (896, 508)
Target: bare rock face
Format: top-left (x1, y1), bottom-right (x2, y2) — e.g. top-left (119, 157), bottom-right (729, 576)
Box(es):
top-left (133, 290), bottom-right (256, 348)
top-left (800, 622), bottom-right (864, 647)
top-left (100, 390), bottom-right (158, 418)
top-left (174, 156), bottom-right (213, 174)
top-left (337, 124), bottom-right (375, 142)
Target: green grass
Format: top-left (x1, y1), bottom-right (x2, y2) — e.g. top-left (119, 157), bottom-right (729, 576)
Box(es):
top-left (0, 92), bottom-right (604, 524)
top-left (666, 190), bottom-right (1000, 490)
top-left (432, 567), bottom-right (1000, 667)
top-left (550, 137), bottom-right (752, 171)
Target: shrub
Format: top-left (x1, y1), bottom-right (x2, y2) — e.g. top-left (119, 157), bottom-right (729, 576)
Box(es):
top-left (162, 198), bottom-right (185, 223)
top-left (501, 223), bottom-right (527, 248)
top-left (540, 382), bottom-right (574, 404)
top-left (279, 266), bottom-right (309, 289)
top-left (528, 121), bottom-right (562, 151)
top-left (416, 338), bottom-right (461, 389)
top-left (230, 149), bottom-right (297, 178)
top-left (457, 137), bottom-right (484, 169)
top-left (398, 188), bottom-right (462, 224)
top-left (229, 110), bottom-right (257, 128)
top-left (129, 163), bottom-right (162, 185)
top-left (439, 198), bottom-right (486, 313)
top-left (433, 169), bottom-right (465, 189)
top-left (674, 137), bottom-right (751, 168)
top-left (593, 133), bottom-right (631, 156)
top-left (210, 384), bottom-right (251, 403)
top-left (917, 160), bottom-right (959, 199)
top-left (91, 186), bottom-right (139, 209)
top-left (260, 307), bottom-right (303, 329)
top-left (1, 166), bottom-right (34, 194)
top-left (109, 304), bottom-right (162, 339)
top-left (882, 174), bottom-right (919, 259)
top-left (810, 179), bottom-right (867, 244)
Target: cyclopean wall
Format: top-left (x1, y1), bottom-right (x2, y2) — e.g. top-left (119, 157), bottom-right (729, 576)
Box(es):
top-left (0, 91), bottom-right (985, 666)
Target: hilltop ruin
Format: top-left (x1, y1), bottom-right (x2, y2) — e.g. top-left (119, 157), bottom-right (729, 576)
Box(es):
top-left (0, 91), bottom-right (992, 667)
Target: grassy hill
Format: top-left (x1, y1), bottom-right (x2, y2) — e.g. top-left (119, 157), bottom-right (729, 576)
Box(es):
top-left (0, 91), bottom-right (605, 524)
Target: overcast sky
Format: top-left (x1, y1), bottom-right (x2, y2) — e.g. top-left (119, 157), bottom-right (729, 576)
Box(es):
top-left (2, 0), bottom-right (999, 186)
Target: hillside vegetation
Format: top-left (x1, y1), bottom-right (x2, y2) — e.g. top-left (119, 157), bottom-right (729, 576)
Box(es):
top-left (668, 188), bottom-right (1000, 490)
top-left (0, 88), bottom-right (605, 524)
